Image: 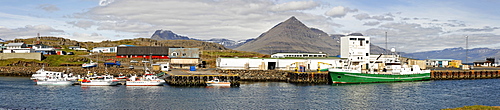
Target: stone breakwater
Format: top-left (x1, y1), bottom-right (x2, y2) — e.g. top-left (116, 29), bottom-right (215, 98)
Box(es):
top-left (0, 66), bottom-right (146, 77)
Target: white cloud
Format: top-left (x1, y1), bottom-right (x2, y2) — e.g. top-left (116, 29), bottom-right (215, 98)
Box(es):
top-left (37, 4), bottom-right (60, 12)
top-left (0, 25), bottom-right (65, 40)
top-left (353, 13), bottom-right (394, 21)
top-left (270, 1), bottom-right (320, 12)
top-left (70, 0), bottom-right (333, 41)
top-left (67, 20), bottom-right (95, 29)
top-left (325, 6), bottom-right (358, 18)
top-left (71, 32), bottom-right (109, 42)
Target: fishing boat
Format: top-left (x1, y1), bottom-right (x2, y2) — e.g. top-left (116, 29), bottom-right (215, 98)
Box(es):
top-left (82, 60), bottom-right (98, 68)
top-left (328, 34), bottom-right (430, 84)
top-left (34, 72), bottom-right (75, 86)
top-left (126, 65), bottom-right (165, 86)
top-left (126, 74), bottom-right (165, 86)
top-left (80, 74), bottom-right (119, 86)
top-left (31, 67), bottom-right (63, 80)
top-left (206, 77), bottom-right (231, 86)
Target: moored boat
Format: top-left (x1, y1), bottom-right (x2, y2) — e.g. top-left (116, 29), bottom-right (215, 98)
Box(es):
top-left (35, 72), bottom-right (75, 86)
top-left (329, 34), bottom-right (430, 84)
top-left (80, 74), bottom-right (119, 86)
top-left (126, 74), bottom-right (165, 86)
top-left (82, 60), bottom-right (98, 68)
top-left (125, 66), bottom-right (165, 86)
top-left (206, 77), bottom-right (231, 86)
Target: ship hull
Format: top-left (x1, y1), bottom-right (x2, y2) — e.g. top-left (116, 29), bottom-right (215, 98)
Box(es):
top-left (126, 81), bottom-right (165, 86)
top-left (329, 71), bottom-right (431, 84)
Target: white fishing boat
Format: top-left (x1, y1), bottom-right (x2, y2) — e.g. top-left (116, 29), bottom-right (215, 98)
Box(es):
top-left (206, 77), bottom-right (231, 86)
top-left (80, 74), bottom-right (119, 86)
top-left (126, 65), bottom-right (165, 86)
top-left (126, 74), bottom-right (165, 86)
top-left (30, 67), bottom-right (63, 80)
top-left (82, 60), bottom-right (98, 68)
top-left (35, 72), bottom-right (75, 86)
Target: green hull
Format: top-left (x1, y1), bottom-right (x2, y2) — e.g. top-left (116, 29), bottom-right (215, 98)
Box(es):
top-left (329, 71), bottom-right (431, 84)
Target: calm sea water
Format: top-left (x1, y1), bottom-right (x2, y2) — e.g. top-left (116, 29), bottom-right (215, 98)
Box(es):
top-left (0, 76), bottom-right (499, 109)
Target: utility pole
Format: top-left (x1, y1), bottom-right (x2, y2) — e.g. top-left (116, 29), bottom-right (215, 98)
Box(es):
top-left (466, 36), bottom-right (468, 64)
top-left (385, 32), bottom-right (388, 54)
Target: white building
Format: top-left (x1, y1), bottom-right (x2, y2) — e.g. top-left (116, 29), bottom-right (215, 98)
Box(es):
top-left (426, 59), bottom-right (453, 67)
top-left (3, 43), bottom-right (33, 53)
top-left (217, 57), bottom-right (341, 71)
top-left (271, 52), bottom-right (327, 58)
top-left (91, 47), bottom-right (117, 53)
top-left (340, 35), bottom-right (370, 62)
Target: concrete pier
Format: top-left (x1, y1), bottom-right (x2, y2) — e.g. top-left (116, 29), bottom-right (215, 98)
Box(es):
top-left (164, 69), bottom-right (240, 86)
top-left (431, 70), bottom-right (500, 80)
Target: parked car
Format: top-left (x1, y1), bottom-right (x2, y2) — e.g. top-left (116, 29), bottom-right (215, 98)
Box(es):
top-left (141, 60), bottom-right (150, 63)
top-left (130, 60), bottom-right (138, 63)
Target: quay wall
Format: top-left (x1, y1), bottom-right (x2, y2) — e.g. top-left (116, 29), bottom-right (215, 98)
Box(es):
top-left (164, 75), bottom-right (240, 86)
top-left (216, 70), bottom-right (329, 83)
top-left (431, 70), bottom-right (500, 80)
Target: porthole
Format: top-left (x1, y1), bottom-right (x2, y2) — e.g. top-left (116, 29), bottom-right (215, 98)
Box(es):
top-left (337, 76), bottom-right (342, 78)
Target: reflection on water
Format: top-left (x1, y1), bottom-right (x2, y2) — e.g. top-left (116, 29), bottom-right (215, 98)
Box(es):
top-left (0, 77), bottom-right (499, 109)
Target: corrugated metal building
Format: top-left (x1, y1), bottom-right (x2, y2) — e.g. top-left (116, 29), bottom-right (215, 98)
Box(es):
top-left (116, 46), bottom-right (172, 59)
top-left (168, 48), bottom-right (200, 69)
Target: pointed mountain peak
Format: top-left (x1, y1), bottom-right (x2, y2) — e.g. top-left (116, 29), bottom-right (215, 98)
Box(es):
top-left (281, 16), bottom-right (305, 26)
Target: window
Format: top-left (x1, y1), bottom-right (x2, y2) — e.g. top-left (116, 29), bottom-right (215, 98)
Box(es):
top-left (349, 38), bottom-right (357, 40)
top-left (171, 52), bottom-right (178, 56)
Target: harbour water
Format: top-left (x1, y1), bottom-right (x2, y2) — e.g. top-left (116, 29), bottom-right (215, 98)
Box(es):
top-left (1, 76), bottom-right (498, 109)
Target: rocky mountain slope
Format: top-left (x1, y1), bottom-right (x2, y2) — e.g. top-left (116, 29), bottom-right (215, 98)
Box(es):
top-left (235, 16), bottom-right (388, 55)
top-left (234, 16), bottom-right (340, 55)
top-left (403, 47), bottom-right (500, 63)
top-left (150, 30), bottom-right (252, 49)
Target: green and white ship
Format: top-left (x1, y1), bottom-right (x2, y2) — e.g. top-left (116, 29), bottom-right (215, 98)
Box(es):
top-left (329, 34), bottom-right (431, 84)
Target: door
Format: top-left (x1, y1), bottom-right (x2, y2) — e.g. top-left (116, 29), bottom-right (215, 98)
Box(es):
top-left (268, 62), bottom-right (276, 70)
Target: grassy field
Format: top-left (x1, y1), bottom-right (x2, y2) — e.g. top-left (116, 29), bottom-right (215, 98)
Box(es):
top-left (443, 105), bottom-right (500, 110)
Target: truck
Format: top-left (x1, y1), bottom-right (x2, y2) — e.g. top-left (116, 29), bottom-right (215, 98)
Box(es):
top-left (104, 59), bottom-right (121, 67)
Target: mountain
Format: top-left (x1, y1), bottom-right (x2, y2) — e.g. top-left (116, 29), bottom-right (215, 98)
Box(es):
top-left (403, 47), bottom-right (500, 63)
top-left (151, 30), bottom-right (190, 40)
top-left (199, 38), bottom-right (254, 49)
top-left (235, 16), bottom-right (387, 55)
top-left (234, 16), bottom-right (340, 55)
top-left (150, 30), bottom-right (252, 49)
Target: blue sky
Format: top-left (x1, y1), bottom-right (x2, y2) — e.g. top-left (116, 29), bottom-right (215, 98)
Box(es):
top-left (0, 0), bottom-right (499, 53)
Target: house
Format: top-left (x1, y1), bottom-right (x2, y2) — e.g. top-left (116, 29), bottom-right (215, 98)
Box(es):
top-left (29, 44), bottom-right (57, 54)
top-left (69, 46), bottom-right (87, 51)
top-left (91, 47), bottom-right (117, 53)
top-left (426, 59), bottom-right (454, 67)
top-left (169, 48), bottom-right (200, 69)
top-left (473, 57), bottom-right (495, 67)
top-left (5, 43), bottom-right (27, 49)
top-left (3, 43), bottom-right (33, 53)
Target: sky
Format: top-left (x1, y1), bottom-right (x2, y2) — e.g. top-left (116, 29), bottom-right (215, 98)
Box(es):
top-left (0, 0), bottom-right (499, 53)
